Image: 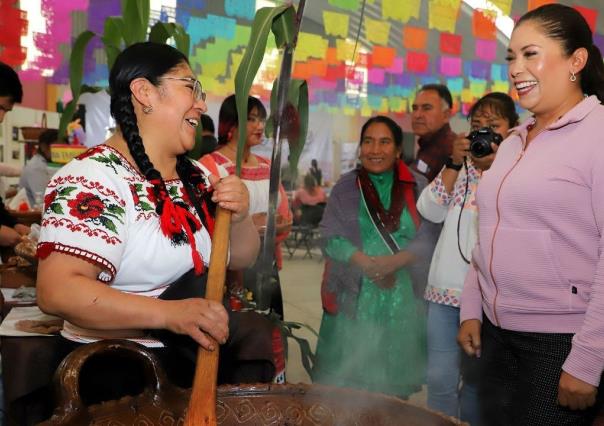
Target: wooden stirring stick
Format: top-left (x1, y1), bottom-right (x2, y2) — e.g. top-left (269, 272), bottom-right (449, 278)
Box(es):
top-left (183, 207), bottom-right (231, 426)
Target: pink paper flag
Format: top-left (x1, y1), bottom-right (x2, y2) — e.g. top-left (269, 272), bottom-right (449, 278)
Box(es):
top-left (475, 39), bottom-right (497, 61)
top-left (368, 68), bottom-right (385, 84)
top-left (386, 57), bottom-right (403, 74)
top-left (440, 56), bottom-right (462, 77)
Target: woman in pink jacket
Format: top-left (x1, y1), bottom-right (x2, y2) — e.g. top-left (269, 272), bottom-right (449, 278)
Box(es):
top-left (458, 4), bottom-right (604, 425)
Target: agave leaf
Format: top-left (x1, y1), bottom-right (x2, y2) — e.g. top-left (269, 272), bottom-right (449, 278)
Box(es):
top-left (58, 30), bottom-right (95, 139)
top-left (233, 4), bottom-right (292, 174)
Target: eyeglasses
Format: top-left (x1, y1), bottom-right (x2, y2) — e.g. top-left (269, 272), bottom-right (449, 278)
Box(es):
top-left (161, 77), bottom-right (206, 102)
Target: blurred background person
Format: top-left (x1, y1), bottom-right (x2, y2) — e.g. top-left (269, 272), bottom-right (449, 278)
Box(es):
top-left (292, 173), bottom-right (326, 226)
top-left (19, 129), bottom-right (59, 208)
top-left (309, 158), bottom-right (322, 187)
top-left (200, 94), bottom-right (292, 318)
top-left (411, 84), bottom-right (455, 182)
top-left (187, 113), bottom-right (217, 159)
top-left (458, 5), bottom-right (604, 424)
top-left (418, 92), bottom-right (519, 425)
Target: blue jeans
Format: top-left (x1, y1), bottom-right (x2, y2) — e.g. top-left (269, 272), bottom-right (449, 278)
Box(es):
top-left (427, 302), bottom-right (481, 425)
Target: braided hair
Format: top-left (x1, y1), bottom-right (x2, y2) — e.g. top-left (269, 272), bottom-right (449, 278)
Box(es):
top-left (109, 42), bottom-right (214, 273)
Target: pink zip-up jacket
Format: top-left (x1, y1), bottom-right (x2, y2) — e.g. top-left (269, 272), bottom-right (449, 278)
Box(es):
top-left (460, 96), bottom-right (604, 387)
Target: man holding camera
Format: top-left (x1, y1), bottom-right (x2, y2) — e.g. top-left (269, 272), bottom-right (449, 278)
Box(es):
top-left (416, 92), bottom-right (519, 426)
top-left (411, 84), bottom-right (456, 182)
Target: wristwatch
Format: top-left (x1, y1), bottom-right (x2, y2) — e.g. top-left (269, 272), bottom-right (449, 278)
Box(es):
top-left (445, 157), bottom-right (463, 171)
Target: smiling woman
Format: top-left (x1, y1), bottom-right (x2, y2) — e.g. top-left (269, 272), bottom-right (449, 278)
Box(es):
top-left (34, 42), bottom-right (278, 411)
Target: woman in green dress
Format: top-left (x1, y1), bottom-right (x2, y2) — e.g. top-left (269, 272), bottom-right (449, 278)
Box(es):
top-left (312, 116), bottom-right (430, 398)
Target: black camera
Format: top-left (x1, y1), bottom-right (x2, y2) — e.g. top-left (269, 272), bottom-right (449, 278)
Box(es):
top-left (468, 127), bottom-right (503, 158)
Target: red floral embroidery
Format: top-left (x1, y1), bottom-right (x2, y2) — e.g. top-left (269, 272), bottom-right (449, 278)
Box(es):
top-left (44, 190), bottom-right (57, 210)
top-left (179, 186), bottom-right (190, 203)
top-left (75, 145), bottom-right (104, 161)
top-left (68, 192), bottom-right (105, 220)
top-left (130, 184), bottom-right (140, 205)
top-left (146, 186), bottom-right (158, 205)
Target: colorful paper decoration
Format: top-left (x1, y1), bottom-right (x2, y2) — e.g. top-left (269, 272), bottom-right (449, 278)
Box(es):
top-left (323, 10), bottom-right (349, 38)
top-left (475, 39), bottom-right (497, 61)
top-left (368, 68), bottom-right (385, 84)
top-left (386, 57), bottom-right (403, 74)
top-left (574, 6), bottom-right (598, 33)
top-left (447, 77), bottom-right (464, 95)
top-left (470, 78), bottom-right (488, 97)
top-left (224, 0), bottom-right (255, 20)
top-left (336, 38), bottom-right (356, 61)
top-left (403, 26), bottom-right (428, 50)
top-left (372, 46), bottom-right (395, 68)
top-left (470, 60), bottom-right (490, 80)
top-left (440, 33), bottom-right (462, 56)
top-left (0, 0), bottom-right (28, 67)
top-left (440, 56), bottom-right (462, 77)
top-left (491, 80), bottom-right (510, 93)
top-left (490, 0), bottom-right (513, 15)
top-left (491, 63), bottom-right (508, 81)
top-left (294, 32), bottom-right (328, 61)
top-left (594, 33), bottom-right (604, 57)
top-left (327, 0), bottom-right (359, 12)
top-left (382, 0), bottom-right (420, 24)
top-left (428, 0), bottom-right (461, 33)
top-left (365, 17), bottom-right (390, 45)
top-left (473, 9), bottom-right (497, 40)
top-left (528, 0), bottom-right (555, 11)
top-left (406, 51), bottom-right (430, 74)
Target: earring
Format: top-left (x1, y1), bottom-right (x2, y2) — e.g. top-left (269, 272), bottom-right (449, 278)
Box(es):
top-left (143, 105), bottom-right (153, 114)
top-left (570, 72), bottom-right (577, 82)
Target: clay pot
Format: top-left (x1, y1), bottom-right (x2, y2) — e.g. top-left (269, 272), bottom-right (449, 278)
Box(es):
top-left (40, 340), bottom-right (463, 425)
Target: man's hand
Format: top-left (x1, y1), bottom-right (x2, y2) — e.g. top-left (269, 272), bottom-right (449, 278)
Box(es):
top-left (558, 371), bottom-right (597, 410)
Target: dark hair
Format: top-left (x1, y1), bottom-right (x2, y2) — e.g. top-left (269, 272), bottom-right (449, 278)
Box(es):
top-left (217, 94), bottom-right (267, 145)
top-left (303, 173), bottom-right (317, 191)
top-left (360, 116), bottom-right (404, 150)
top-left (0, 62), bottom-right (23, 103)
top-left (468, 92), bottom-right (519, 128)
top-left (517, 4), bottom-right (604, 103)
top-left (38, 129), bottom-right (59, 146)
top-left (109, 42), bottom-right (209, 230)
top-left (200, 114), bottom-right (215, 134)
top-left (419, 84), bottom-right (453, 109)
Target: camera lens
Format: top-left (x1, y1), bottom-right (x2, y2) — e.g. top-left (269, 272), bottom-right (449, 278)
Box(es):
top-left (469, 138), bottom-right (493, 158)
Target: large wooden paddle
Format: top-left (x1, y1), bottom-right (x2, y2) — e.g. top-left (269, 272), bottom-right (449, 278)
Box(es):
top-left (183, 206), bottom-right (231, 426)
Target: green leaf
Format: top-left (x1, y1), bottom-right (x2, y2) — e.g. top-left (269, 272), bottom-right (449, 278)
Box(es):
top-left (99, 216), bottom-right (118, 234)
top-left (51, 203), bottom-right (64, 215)
top-left (139, 201), bottom-right (153, 211)
top-left (233, 5), bottom-right (292, 174)
top-left (135, 183), bottom-right (143, 191)
top-left (107, 204), bottom-right (126, 216)
top-left (58, 30), bottom-right (96, 140)
top-left (147, 22), bottom-right (190, 56)
top-left (102, 16), bottom-right (124, 70)
top-left (168, 186), bottom-right (179, 197)
top-left (108, 153), bottom-right (122, 164)
top-left (121, 0), bottom-right (150, 46)
top-left (92, 156), bottom-right (112, 164)
top-left (271, 6), bottom-right (295, 48)
top-left (265, 79), bottom-right (308, 176)
top-left (58, 187), bottom-right (78, 197)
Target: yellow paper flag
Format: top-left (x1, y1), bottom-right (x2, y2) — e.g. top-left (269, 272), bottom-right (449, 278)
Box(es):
top-left (336, 38), bottom-right (357, 61)
top-left (365, 17), bottom-right (390, 45)
top-left (470, 79), bottom-right (488, 98)
top-left (343, 106), bottom-right (357, 116)
top-left (491, 0), bottom-right (512, 15)
top-left (491, 80), bottom-right (510, 93)
top-left (461, 88), bottom-right (474, 103)
top-left (361, 102), bottom-right (373, 117)
top-left (429, 0), bottom-right (461, 33)
top-left (294, 32), bottom-right (328, 61)
top-left (383, 0), bottom-right (420, 23)
top-left (323, 10), bottom-right (349, 37)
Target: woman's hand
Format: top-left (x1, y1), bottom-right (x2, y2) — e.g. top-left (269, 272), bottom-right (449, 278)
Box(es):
top-left (457, 319), bottom-right (482, 357)
top-left (558, 371), bottom-right (597, 410)
top-left (14, 223), bottom-right (30, 236)
top-left (209, 174), bottom-right (249, 223)
top-left (451, 133), bottom-right (470, 165)
top-left (161, 298), bottom-right (229, 351)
